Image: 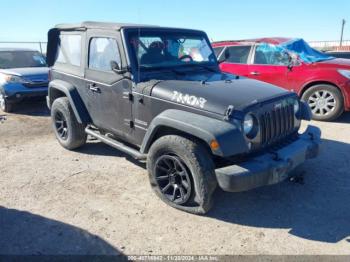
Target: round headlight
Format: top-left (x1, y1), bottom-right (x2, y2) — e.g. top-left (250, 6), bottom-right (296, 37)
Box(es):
top-left (293, 100), bottom-right (300, 115)
top-left (243, 114), bottom-right (254, 134)
top-left (243, 113), bottom-right (258, 139)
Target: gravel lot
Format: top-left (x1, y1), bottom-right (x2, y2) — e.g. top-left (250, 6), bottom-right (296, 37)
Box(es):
top-left (0, 100), bottom-right (349, 255)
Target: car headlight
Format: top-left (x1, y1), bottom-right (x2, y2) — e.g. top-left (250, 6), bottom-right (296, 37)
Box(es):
top-left (0, 73), bottom-right (26, 84)
top-left (243, 113), bottom-right (258, 139)
top-left (293, 100), bottom-right (300, 115)
top-left (338, 69), bottom-right (350, 79)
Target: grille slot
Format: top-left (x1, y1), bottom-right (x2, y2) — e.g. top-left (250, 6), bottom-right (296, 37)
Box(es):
top-left (260, 103), bottom-right (295, 146)
top-left (24, 81), bottom-right (49, 88)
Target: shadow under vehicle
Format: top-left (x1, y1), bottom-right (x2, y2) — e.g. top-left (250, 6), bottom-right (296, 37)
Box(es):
top-left (0, 206), bottom-right (125, 256)
top-left (209, 136), bottom-right (350, 243)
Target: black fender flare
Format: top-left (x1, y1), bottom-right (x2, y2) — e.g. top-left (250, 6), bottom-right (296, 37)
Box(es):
top-left (300, 101), bottom-right (312, 121)
top-left (48, 80), bottom-right (91, 124)
top-left (140, 109), bottom-right (249, 157)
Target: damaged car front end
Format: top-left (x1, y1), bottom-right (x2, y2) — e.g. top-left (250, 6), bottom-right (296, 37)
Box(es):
top-left (216, 96), bottom-right (320, 192)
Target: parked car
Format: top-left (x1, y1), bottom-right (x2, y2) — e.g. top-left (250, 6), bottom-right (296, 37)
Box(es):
top-left (0, 48), bottom-right (48, 112)
top-left (46, 22), bottom-right (320, 214)
top-left (213, 38), bottom-right (350, 121)
top-left (326, 51), bottom-right (350, 59)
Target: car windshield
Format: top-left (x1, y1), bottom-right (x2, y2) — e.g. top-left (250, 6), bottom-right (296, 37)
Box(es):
top-left (0, 51), bottom-right (47, 69)
top-left (279, 39), bottom-right (334, 63)
top-left (127, 30), bottom-right (217, 70)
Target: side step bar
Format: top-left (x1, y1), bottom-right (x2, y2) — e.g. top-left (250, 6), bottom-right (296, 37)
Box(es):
top-left (85, 127), bottom-right (147, 160)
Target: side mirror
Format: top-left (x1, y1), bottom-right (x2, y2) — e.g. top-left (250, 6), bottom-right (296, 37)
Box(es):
top-left (285, 52), bottom-right (297, 71)
top-left (292, 54), bottom-right (301, 66)
top-left (111, 60), bottom-right (128, 74)
top-left (289, 53), bottom-right (301, 69)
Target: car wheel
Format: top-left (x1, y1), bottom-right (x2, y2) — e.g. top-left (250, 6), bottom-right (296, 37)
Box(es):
top-left (301, 84), bottom-right (344, 121)
top-left (51, 97), bottom-right (87, 150)
top-left (0, 93), bottom-right (13, 113)
top-left (147, 135), bottom-right (217, 215)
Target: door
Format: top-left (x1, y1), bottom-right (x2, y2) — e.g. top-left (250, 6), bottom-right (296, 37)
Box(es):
top-left (218, 45), bottom-right (252, 77)
top-left (84, 36), bottom-right (132, 138)
top-left (247, 44), bottom-right (290, 89)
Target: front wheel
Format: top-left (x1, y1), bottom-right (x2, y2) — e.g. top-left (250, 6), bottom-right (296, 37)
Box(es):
top-left (147, 135), bottom-right (217, 215)
top-left (51, 97), bottom-right (87, 150)
top-left (0, 93), bottom-right (14, 113)
top-left (301, 84), bottom-right (344, 121)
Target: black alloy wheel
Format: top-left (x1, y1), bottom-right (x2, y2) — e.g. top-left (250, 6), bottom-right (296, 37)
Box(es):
top-left (54, 111), bottom-right (69, 140)
top-left (155, 154), bottom-right (192, 204)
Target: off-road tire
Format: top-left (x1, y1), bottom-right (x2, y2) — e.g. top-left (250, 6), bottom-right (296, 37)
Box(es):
top-left (301, 84), bottom-right (344, 121)
top-left (0, 93), bottom-right (14, 113)
top-left (51, 97), bottom-right (87, 150)
top-left (147, 135), bottom-right (217, 215)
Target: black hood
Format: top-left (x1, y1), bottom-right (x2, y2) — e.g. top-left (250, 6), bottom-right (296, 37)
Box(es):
top-left (150, 77), bottom-right (291, 115)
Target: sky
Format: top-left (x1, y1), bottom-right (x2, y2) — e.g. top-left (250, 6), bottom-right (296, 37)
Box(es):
top-left (0, 0), bottom-right (349, 43)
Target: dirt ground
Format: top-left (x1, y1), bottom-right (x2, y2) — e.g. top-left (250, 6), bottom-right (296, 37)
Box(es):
top-left (0, 100), bottom-right (350, 255)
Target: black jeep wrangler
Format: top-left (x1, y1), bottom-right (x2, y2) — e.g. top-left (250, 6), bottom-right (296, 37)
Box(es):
top-left (46, 22), bottom-right (321, 214)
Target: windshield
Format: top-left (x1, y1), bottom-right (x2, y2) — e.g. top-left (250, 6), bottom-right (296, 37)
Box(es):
top-left (127, 30), bottom-right (217, 70)
top-left (280, 39), bottom-right (334, 63)
top-left (0, 51), bottom-right (47, 69)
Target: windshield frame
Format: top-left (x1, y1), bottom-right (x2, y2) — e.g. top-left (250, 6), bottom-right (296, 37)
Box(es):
top-left (123, 27), bottom-right (219, 82)
top-left (0, 50), bottom-right (47, 69)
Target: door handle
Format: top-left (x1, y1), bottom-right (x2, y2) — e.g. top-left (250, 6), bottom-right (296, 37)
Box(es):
top-left (250, 71), bottom-right (260, 76)
top-left (88, 83), bottom-right (100, 93)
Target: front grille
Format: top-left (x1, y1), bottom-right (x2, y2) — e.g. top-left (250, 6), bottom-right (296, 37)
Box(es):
top-left (24, 81), bottom-right (48, 88)
top-left (259, 103), bottom-right (295, 146)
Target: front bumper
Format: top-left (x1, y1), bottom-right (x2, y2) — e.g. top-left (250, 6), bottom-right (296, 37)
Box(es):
top-left (215, 125), bottom-right (321, 192)
top-left (2, 83), bottom-right (48, 102)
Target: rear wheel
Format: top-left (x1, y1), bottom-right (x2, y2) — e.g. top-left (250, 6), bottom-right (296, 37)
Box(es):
top-left (51, 97), bottom-right (87, 150)
top-left (147, 135), bottom-right (217, 215)
top-left (301, 84), bottom-right (344, 121)
top-left (0, 93), bottom-right (14, 113)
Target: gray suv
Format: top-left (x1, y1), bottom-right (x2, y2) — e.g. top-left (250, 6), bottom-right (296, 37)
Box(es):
top-left (46, 22), bottom-right (321, 214)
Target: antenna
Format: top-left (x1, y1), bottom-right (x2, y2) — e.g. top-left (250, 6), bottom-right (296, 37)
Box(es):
top-left (340, 19), bottom-right (346, 47)
top-left (137, 8), bottom-right (141, 83)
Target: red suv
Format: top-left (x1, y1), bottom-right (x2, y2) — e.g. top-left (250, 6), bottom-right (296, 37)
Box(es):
top-left (212, 38), bottom-right (350, 121)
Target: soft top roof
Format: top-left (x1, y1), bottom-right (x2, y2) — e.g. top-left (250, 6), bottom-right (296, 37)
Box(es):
top-left (0, 48), bottom-right (38, 52)
top-left (53, 21), bottom-right (160, 31)
top-left (47, 21), bottom-right (208, 67)
top-left (52, 21), bottom-right (206, 33)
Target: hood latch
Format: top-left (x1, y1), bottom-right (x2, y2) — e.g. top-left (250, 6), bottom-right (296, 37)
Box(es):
top-left (224, 105), bottom-right (235, 121)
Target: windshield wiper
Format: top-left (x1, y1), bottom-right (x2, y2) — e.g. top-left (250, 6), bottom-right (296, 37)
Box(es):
top-left (190, 64), bottom-right (219, 73)
top-left (139, 66), bottom-right (186, 77)
top-left (169, 68), bottom-right (186, 76)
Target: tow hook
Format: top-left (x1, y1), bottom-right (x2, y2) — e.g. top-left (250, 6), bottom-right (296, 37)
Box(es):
top-left (289, 171), bottom-right (305, 185)
top-left (268, 151), bottom-right (280, 161)
top-left (308, 132), bottom-right (314, 141)
top-left (224, 105), bottom-right (235, 120)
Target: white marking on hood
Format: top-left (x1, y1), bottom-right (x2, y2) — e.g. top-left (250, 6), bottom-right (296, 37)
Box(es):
top-left (171, 91), bottom-right (207, 108)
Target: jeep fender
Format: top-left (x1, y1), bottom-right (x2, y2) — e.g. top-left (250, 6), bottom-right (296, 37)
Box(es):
top-left (300, 101), bottom-right (312, 121)
top-left (140, 109), bottom-right (249, 157)
top-left (48, 80), bottom-right (91, 124)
